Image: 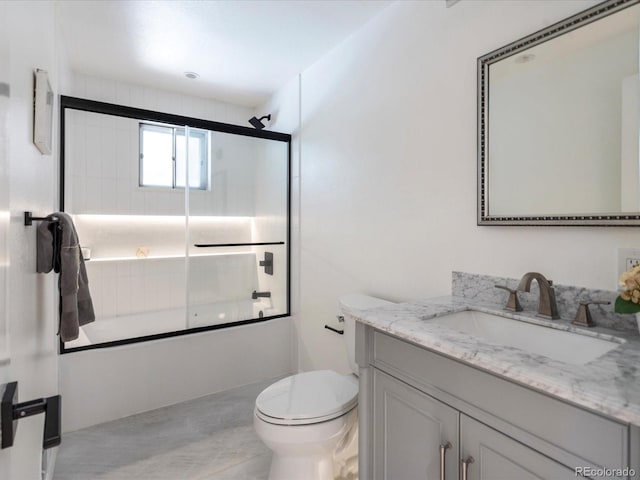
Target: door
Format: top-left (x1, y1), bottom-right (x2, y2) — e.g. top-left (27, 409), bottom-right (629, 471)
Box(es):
top-left (373, 369), bottom-right (458, 480)
top-left (0, 1), bottom-right (10, 476)
top-left (460, 414), bottom-right (575, 480)
top-left (0, 2), bottom-right (61, 479)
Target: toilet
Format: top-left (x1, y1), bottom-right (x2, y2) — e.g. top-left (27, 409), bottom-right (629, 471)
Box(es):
top-left (254, 294), bottom-right (392, 480)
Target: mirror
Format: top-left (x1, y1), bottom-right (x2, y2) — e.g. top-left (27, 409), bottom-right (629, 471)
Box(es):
top-left (478, 0), bottom-right (640, 226)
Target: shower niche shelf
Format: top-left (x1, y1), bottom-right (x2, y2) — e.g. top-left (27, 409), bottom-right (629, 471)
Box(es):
top-left (86, 242), bottom-right (285, 263)
top-left (87, 251), bottom-right (259, 263)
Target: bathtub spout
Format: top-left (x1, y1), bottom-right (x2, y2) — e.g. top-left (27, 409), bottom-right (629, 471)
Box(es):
top-left (252, 290), bottom-right (271, 300)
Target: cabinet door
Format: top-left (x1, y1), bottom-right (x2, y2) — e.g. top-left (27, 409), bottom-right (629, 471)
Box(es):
top-left (373, 369), bottom-right (458, 480)
top-left (460, 415), bottom-right (576, 480)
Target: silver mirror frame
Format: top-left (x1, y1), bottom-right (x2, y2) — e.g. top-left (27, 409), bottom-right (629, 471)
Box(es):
top-left (477, 0), bottom-right (640, 226)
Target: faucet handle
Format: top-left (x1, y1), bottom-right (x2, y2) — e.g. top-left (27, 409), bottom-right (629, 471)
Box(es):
top-left (495, 284), bottom-right (523, 312)
top-left (572, 300), bottom-right (611, 328)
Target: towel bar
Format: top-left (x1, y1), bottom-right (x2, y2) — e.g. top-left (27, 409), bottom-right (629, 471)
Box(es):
top-left (24, 211), bottom-right (58, 226)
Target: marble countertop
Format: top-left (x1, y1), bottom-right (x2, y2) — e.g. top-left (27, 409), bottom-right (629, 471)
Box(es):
top-left (343, 296), bottom-right (640, 427)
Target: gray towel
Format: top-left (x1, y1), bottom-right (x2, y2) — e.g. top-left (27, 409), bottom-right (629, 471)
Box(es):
top-left (36, 219), bottom-right (55, 274)
top-left (36, 212), bottom-right (95, 341)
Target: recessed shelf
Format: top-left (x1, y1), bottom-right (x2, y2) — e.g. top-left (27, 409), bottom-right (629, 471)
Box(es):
top-left (87, 251), bottom-right (255, 263)
top-left (73, 214), bottom-right (254, 221)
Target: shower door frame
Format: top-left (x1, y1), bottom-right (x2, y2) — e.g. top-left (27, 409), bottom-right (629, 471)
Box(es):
top-left (58, 95), bottom-right (292, 354)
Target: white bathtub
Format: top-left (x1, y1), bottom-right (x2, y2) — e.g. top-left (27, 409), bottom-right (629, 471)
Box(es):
top-left (65, 300), bottom-right (275, 349)
top-left (60, 314), bottom-right (293, 432)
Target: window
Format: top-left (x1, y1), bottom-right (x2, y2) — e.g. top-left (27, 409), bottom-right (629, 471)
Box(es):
top-left (139, 123), bottom-right (209, 189)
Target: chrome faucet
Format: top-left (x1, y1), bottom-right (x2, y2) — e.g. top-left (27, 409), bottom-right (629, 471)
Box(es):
top-left (517, 272), bottom-right (560, 319)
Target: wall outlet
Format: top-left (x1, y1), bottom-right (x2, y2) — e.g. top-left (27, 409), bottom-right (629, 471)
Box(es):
top-left (626, 257), bottom-right (640, 271)
top-left (618, 248), bottom-right (640, 281)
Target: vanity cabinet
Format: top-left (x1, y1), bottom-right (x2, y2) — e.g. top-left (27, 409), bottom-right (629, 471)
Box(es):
top-left (373, 370), bottom-right (574, 479)
top-left (373, 370), bottom-right (458, 479)
top-left (357, 324), bottom-right (634, 480)
top-left (460, 414), bottom-right (575, 479)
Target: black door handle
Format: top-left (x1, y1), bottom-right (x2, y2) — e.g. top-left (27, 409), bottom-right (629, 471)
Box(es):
top-left (1, 381), bottom-right (61, 449)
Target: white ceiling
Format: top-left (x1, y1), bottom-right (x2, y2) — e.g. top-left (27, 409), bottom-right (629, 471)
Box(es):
top-left (55, 0), bottom-right (393, 108)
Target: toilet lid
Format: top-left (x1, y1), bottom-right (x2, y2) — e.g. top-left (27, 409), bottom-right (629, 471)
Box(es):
top-left (255, 370), bottom-right (358, 425)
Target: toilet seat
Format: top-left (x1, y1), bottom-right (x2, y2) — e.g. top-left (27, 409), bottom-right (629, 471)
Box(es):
top-left (255, 370), bottom-right (358, 426)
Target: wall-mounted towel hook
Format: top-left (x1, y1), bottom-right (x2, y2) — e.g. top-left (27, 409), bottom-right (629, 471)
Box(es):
top-left (24, 211), bottom-right (58, 226)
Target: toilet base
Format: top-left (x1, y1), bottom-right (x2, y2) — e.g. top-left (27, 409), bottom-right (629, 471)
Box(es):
top-left (269, 454), bottom-right (335, 480)
top-left (255, 408), bottom-right (358, 480)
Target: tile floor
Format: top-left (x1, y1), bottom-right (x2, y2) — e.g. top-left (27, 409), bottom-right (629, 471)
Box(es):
top-left (54, 380), bottom-right (275, 480)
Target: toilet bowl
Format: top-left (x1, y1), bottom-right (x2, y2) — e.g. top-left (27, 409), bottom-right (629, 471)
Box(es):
top-left (254, 294), bottom-right (392, 480)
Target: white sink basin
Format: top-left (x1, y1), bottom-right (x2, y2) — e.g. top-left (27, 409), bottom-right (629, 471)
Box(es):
top-left (430, 310), bottom-right (623, 365)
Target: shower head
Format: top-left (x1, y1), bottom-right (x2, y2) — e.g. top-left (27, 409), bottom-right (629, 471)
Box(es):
top-left (248, 114), bottom-right (271, 130)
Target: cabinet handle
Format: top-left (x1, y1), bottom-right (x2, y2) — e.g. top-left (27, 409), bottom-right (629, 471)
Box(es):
top-left (461, 456), bottom-right (474, 480)
top-left (439, 442), bottom-right (451, 480)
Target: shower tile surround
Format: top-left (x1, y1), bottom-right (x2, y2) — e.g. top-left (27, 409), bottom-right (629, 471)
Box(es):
top-left (68, 213), bottom-right (280, 345)
top-left (343, 272), bottom-right (640, 426)
top-left (65, 110), bottom-right (261, 217)
top-left (62, 77), bottom-right (290, 349)
top-left (76, 216), bottom-right (259, 321)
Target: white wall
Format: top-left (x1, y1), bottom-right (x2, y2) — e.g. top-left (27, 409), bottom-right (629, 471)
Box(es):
top-left (0, 4), bottom-right (11, 479)
top-left (0, 3), bottom-right (10, 372)
top-left (0, 2), bottom-right (70, 478)
top-left (264, 0), bottom-right (640, 374)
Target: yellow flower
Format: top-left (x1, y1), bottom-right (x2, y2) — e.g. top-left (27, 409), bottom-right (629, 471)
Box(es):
top-left (616, 265), bottom-right (640, 313)
top-left (619, 265), bottom-right (640, 285)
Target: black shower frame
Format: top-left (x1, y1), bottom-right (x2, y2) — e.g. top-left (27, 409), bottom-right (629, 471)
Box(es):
top-left (58, 95), bottom-right (292, 354)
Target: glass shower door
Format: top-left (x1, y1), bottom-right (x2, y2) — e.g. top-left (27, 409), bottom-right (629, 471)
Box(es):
top-left (59, 96), bottom-right (291, 351)
top-left (63, 110), bottom-right (189, 349)
top-left (186, 129), bottom-right (289, 329)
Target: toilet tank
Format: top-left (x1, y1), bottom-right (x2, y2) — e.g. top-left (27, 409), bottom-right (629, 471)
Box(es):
top-left (338, 294), bottom-right (393, 375)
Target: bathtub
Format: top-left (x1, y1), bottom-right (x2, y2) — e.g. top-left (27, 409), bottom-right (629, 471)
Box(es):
top-left (60, 312), bottom-right (293, 432)
top-left (65, 300), bottom-right (275, 349)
